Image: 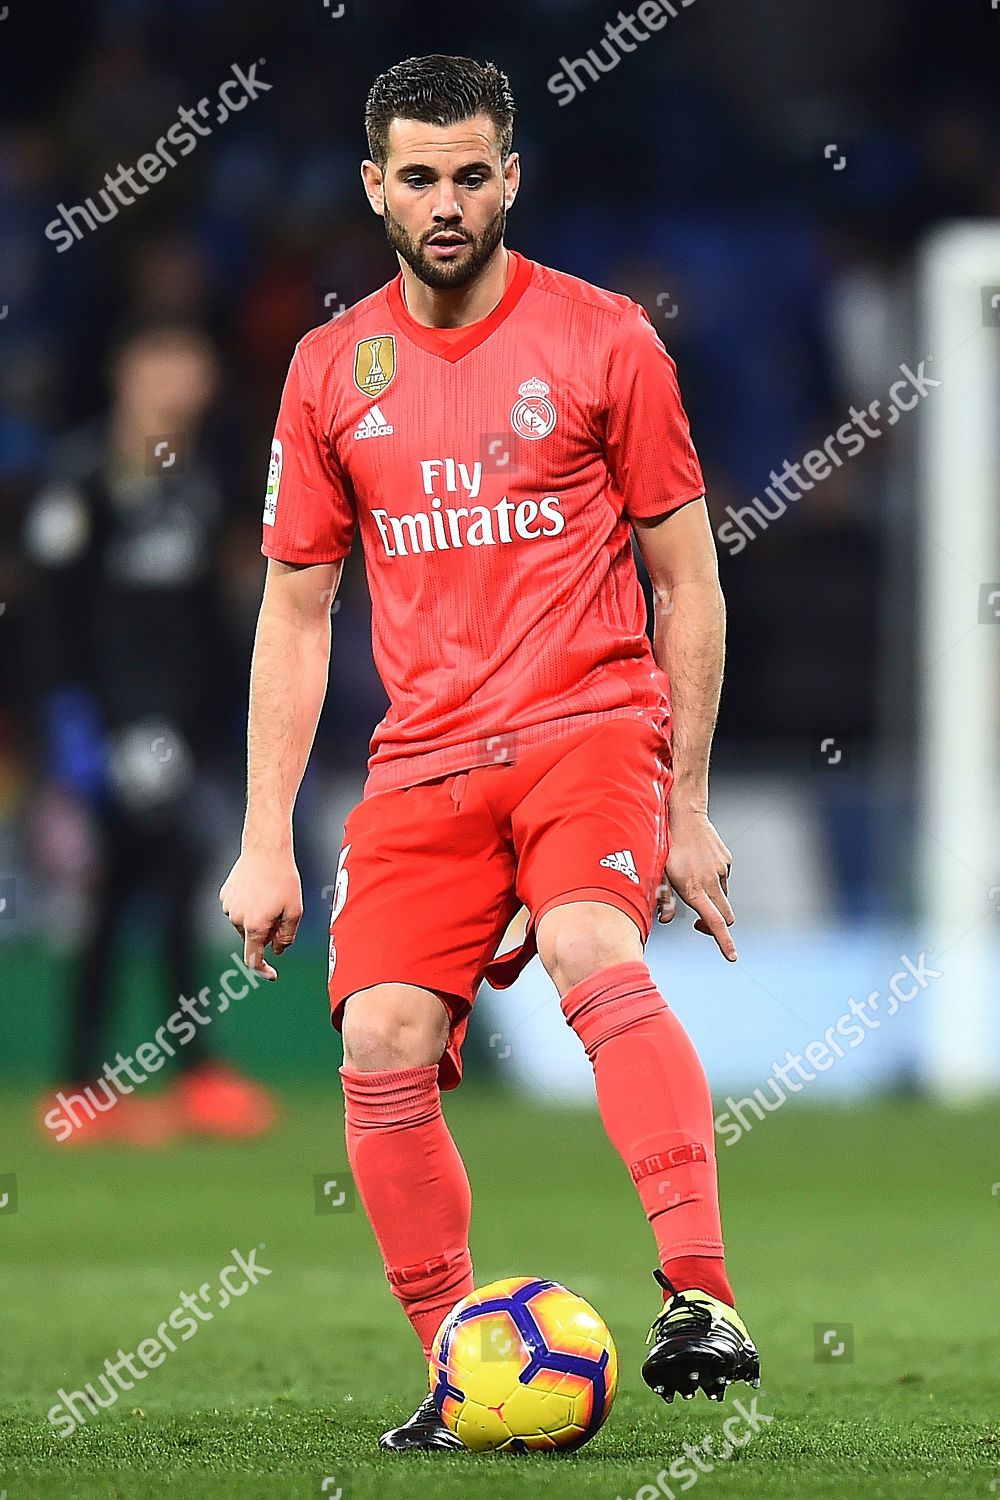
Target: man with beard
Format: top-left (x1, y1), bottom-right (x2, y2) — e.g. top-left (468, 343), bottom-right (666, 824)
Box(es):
top-left (221, 53), bottom-right (759, 1449)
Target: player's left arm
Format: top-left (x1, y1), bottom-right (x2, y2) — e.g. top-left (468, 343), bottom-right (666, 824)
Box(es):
top-left (632, 499), bottom-right (737, 963)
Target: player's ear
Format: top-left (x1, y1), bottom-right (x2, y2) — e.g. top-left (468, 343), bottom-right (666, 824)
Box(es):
top-left (503, 151), bottom-right (520, 208)
top-left (360, 159), bottom-right (386, 216)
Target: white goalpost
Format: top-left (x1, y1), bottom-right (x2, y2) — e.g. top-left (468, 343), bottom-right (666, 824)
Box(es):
top-left (917, 222), bottom-right (1000, 1099)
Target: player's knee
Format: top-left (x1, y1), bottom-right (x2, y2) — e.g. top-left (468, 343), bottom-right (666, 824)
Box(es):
top-left (341, 984), bottom-right (450, 1071)
top-left (537, 906), bottom-right (643, 996)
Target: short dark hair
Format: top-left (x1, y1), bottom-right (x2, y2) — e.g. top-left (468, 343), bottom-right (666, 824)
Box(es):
top-left (365, 54), bottom-right (515, 169)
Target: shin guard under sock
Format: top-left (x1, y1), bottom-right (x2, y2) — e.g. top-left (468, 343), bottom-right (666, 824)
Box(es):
top-left (560, 961), bottom-right (735, 1307)
top-left (340, 1063), bottom-right (474, 1358)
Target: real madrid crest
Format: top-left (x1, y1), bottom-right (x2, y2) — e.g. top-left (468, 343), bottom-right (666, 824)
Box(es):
top-left (511, 376), bottom-right (557, 441)
top-left (354, 335), bottom-right (397, 398)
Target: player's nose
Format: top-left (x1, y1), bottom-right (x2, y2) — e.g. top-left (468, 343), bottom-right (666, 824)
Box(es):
top-left (429, 188), bottom-right (463, 224)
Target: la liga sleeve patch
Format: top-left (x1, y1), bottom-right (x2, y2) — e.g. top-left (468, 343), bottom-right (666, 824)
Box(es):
top-left (263, 438), bottom-right (282, 527)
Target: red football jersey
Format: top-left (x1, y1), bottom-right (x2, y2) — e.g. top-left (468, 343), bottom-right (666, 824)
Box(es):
top-left (262, 249), bottom-right (705, 795)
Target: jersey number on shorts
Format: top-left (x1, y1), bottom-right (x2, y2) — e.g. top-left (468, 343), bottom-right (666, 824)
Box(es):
top-left (331, 842), bottom-right (352, 925)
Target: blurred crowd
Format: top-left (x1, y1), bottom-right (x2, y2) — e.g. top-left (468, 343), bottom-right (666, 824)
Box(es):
top-left (0, 0), bottom-right (997, 966)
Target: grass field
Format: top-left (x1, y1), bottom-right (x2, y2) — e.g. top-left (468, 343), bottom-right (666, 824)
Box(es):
top-left (0, 1087), bottom-right (997, 1499)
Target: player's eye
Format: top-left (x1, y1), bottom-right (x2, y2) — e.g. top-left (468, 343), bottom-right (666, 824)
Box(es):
top-left (461, 174), bottom-right (486, 189)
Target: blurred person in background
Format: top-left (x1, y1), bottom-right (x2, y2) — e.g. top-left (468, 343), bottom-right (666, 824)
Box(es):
top-left (22, 321), bottom-right (276, 1145)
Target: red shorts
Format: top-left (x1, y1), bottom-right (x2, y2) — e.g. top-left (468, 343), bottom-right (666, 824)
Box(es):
top-left (327, 716), bottom-right (672, 1090)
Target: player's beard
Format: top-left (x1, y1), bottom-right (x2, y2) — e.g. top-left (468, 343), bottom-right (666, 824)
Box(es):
top-left (383, 200), bottom-right (506, 291)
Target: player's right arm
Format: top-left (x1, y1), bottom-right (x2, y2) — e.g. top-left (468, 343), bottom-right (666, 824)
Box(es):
top-left (220, 556), bottom-right (343, 979)
top-left (222, 334), bottom-right (356, 976)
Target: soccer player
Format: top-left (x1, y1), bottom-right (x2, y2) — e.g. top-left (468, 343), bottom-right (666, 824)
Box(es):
top-left (220, 54), bottom-right (760, 1451)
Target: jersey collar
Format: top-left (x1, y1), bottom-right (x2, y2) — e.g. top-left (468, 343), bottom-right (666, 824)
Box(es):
top-left (387, 249), bottom-right (533, 362)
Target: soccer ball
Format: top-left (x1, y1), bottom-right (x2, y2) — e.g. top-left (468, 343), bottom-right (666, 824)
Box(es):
top-left (428, 1276), bottom-right (618, 1452)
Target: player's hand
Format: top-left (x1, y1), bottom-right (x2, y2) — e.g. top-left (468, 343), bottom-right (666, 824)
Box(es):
top-left (219, 847), bottom-right (303, 980)
top-left (657, 810), bottom-right (737, 963)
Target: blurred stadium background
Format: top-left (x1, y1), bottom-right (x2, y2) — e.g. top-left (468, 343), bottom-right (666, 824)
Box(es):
top-left (0, 2), bottom-right (998, 1493)
top-left (1, 0), bottom-right (997, 1099)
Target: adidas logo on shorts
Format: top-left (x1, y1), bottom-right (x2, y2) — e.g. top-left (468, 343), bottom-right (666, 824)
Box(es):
top-left (600, 849), bottom-right (639, 884)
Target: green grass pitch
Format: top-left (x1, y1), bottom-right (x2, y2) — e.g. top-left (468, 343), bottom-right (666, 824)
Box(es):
top-left (1, 1088), bottom-right (997, 1498)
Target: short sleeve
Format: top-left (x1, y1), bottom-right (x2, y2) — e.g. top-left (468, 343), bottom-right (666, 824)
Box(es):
top-left (603, 304), bottom-right (705, 521)
top-left (261, 341), bottom-right (357, 563)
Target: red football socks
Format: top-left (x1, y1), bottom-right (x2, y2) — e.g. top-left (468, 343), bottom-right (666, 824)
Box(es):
top-left (341, 960), bottom-right (733, 1364)
top-left (340, 1063), bottom-right (474, 1358)
top-left (560, 960), bottom-right (735, 1308)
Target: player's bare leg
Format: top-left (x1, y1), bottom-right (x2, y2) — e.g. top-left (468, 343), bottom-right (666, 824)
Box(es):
top-left (536, 901), bottom-right (759, 1404)
top-left (339, 983), bottom-right (469, 1451)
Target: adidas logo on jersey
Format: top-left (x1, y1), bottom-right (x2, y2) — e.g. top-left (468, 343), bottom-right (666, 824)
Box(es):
top-left (355, 404), bottom-right (394, 440)
top-left (600, 849), bottom-right (639, 884)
